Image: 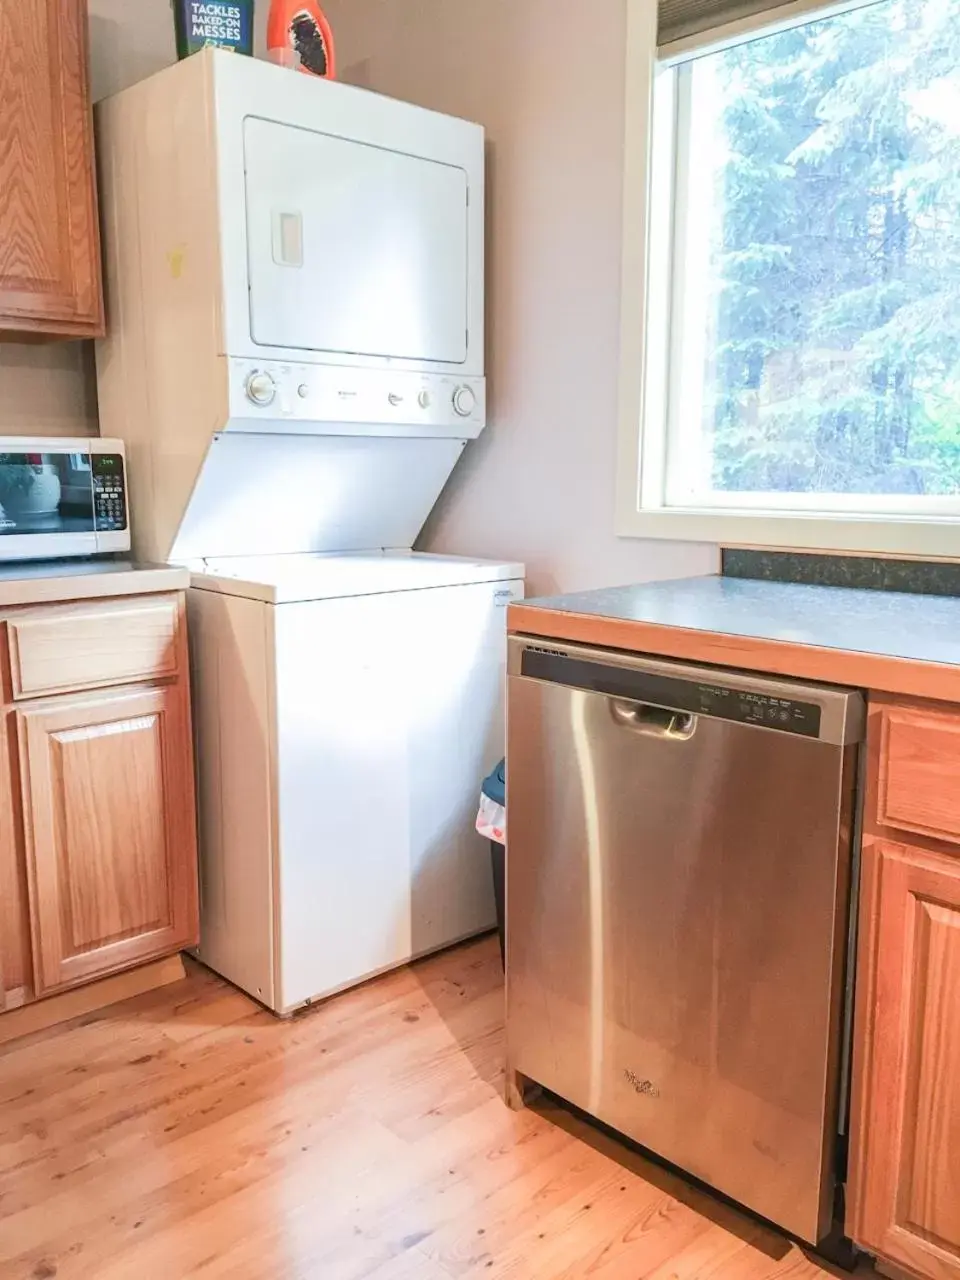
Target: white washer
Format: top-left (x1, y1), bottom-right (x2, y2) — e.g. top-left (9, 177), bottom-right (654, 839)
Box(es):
top-left (187, 552), bottom-right (523, 1014)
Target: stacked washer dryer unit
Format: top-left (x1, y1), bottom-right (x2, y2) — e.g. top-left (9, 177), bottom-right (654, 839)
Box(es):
top-left (95, 49), bottom-right (522, 1014)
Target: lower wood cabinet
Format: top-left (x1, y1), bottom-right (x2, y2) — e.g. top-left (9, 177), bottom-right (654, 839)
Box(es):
top-left (851, 693), bottom-right (960, 1280)
top-left (18, 685), bottom-right (199, 995)
top-left (851, 839), bottom-right (960, 1278)
top-left (0, 592), bottom-right (198, 1017)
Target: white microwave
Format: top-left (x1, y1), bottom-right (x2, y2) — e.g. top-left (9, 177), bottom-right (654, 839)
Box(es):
top-left (0, 438), bottom-right (130, 562)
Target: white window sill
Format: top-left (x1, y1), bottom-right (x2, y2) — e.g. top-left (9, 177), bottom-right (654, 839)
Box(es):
top-left (617, 507), bottom-right (960, 559)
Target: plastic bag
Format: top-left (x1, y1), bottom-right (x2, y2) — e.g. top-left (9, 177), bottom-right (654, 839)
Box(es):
top-left (476, 792), bottom-right (506, 844)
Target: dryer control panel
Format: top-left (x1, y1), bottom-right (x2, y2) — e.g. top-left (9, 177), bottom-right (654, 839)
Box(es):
top-left (226, 360), bottom-right (486, 439)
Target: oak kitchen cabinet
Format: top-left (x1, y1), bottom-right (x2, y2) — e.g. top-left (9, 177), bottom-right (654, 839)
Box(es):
top-left (0, 593), bottom-right (198, 1011)
top-left (850, 696), bottom-right (960, 1280)
top-left (0, 0), bottom-right (104, 338)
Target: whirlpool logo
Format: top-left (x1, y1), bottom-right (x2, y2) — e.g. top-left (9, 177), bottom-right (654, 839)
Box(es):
top-left (624, 1069), bottom-right (660, 1099)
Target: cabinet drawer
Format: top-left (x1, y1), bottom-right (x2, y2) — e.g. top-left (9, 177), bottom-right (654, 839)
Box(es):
top-left (6, 596), bottom-right (180, 700)
top-left (878, 705), bottom-right (960, 846)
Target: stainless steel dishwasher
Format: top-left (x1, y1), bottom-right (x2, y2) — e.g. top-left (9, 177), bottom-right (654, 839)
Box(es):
top-left (505, 636), bottom-right (864, 1248)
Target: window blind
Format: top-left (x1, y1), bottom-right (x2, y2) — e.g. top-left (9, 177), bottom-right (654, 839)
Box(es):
top-left (658, 0), bottom-right (877, 54)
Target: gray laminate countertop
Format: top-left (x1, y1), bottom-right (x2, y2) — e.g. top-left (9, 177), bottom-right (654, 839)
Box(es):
top-left (0, 560), bottom-right (189, 608)
top-left (517, 575), bottom-right (960, 668)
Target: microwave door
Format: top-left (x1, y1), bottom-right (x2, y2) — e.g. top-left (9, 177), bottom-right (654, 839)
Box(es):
top-left (243, 116), bottom-right (469, 364)
top-left (0, 452), bottom-right (94, 537)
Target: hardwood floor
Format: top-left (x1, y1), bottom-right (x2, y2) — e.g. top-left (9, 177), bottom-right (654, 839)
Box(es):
top-left (0, 938), bottom-right (866, 1279)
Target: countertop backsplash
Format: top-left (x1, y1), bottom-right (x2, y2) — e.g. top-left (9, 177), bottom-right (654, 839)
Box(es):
top-left (722, 548), bottom-right (960, 597)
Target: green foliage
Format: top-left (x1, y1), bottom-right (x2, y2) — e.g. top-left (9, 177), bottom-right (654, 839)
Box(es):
top-left (706, 0), bottom-right (960, 496)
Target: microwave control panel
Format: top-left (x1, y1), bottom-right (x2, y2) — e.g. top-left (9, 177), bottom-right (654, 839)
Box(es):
top-left (92, 453), bottom-right (128, 532)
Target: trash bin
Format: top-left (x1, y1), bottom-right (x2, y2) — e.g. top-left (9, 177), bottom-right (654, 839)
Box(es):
top-left (477, 758), bottom-right (506, 967)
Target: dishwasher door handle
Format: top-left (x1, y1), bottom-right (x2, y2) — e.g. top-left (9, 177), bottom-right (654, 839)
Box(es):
top-left (609, 699), bottom-right (698, 741)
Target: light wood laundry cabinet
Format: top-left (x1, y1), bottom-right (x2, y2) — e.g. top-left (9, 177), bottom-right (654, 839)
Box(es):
top-left (0, 586), bottom-right (198, 1013)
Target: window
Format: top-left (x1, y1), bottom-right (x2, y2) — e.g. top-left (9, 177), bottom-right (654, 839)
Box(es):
top-left (622, 0), bottom-right (960, 554)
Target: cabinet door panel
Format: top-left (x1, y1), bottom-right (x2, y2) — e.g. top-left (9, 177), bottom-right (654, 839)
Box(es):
top-left (850, 839), bottom-right (960, 1279)
top-left (19, 686), bottom-right (198, 994)
top-left (906, 899), bottom-right (960, 1249)
top-left (0, 0), bottom-right (103, 335)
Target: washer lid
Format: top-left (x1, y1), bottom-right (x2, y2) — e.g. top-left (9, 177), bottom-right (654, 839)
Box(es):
top-left (187, 551), bottom-right (524, 603)
top-left (169, 433), bottom-right (468, 564)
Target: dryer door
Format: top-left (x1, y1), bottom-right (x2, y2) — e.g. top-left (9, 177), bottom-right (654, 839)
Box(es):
top-left (243, 116), bottom-right (469, 365)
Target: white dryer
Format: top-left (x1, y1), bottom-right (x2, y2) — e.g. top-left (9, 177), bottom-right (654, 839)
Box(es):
top-left (94, 48), bottom-right (487, 569)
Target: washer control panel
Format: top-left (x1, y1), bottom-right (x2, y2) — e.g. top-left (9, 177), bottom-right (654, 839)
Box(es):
top-left (229, 361), bottom-right (486, 438)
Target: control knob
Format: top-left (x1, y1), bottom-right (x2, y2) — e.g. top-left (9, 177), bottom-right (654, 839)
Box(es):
top-left (245, 370), bottom-right (277, 406)
top-left (452, 385), bottom-right (477, 417)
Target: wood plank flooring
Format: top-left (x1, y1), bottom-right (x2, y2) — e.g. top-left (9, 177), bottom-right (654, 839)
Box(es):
top-left (0, 938), bottom-right (867, 1279)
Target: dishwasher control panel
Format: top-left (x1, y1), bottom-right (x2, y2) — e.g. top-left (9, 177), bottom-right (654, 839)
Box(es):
top-left (519, 648), bottom-right (823, 738)
top-left (697, 685), bottom-right (821, 736)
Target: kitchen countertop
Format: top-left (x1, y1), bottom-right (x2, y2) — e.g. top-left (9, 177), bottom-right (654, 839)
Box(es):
top-left (508, 575), bottom-right (960, 702)
top-left (0, 560), bottom-right (189, 608)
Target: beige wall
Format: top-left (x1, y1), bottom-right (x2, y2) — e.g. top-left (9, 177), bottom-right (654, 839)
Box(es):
top-left (0, 342), bottom-right (97, 438)
top-left (2, 0), bottom-right (715, 589)
top-left (323, 0), bottom-right (715, 592)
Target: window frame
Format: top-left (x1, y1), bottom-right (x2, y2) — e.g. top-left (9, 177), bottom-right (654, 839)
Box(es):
top-left (616, 0), bottom-right (960, 558)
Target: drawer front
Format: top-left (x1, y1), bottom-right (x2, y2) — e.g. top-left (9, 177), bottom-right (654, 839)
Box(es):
top-left (7, 596), bottom-right (180, 700)
top-left (878, 705), bottom-right (960, 846)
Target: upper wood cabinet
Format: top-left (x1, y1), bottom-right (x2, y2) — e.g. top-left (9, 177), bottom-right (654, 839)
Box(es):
top-left (0, 0), bottom-right (104, 338)
top-left (17, 683), bottom-right (198, 995)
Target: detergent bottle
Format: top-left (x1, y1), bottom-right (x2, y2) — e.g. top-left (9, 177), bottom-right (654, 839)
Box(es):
top-left (267, 1), bottom-right (336, 78)
top-left (173, 0), bottom-right (255, 58)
